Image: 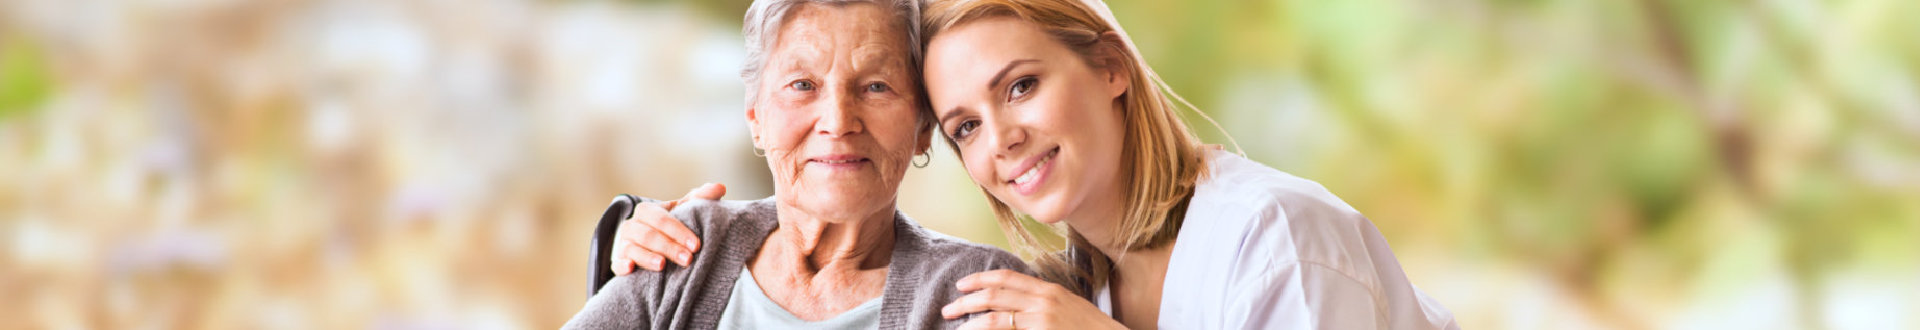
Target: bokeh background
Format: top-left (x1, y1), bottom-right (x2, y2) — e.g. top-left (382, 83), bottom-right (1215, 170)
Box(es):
top-left (3, 0), bottom-right (1918, 329)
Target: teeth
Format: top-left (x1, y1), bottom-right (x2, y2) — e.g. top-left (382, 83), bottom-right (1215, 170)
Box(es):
top-left (1012, 152), bottom-right (1052, 184)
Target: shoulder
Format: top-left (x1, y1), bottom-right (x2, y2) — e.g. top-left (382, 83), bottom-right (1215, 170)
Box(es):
top-left (564, 269), bottom-right (664, 329)
top-left (1164, 151), bottom-right (1402, 326)
top-left (878, 214), bottom-right (1029, 329)
top-left (895, 216), bottom-right (1030, 277)
top-left (1183, 150), bottom-right (1380, 281)
top-left (667, 198), bottom-right (778, 242)
top-left (1193, 150), bottom-right (1360, 220)
top-left (920, 231), bottom-right (1030, 275)
top-left (888, 214), bottom-right (1030, 298)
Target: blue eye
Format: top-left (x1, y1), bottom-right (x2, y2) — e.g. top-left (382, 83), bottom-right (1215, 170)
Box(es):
top-left (790, 80), bottom-right (815, 91)
top-left (866, 82), bottom-right (891, 93)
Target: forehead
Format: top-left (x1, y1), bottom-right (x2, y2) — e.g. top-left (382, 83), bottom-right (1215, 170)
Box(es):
top-left (770, 3), bottom-right (909, 65)
top-left (923, 17), bottom-right (1060, 95)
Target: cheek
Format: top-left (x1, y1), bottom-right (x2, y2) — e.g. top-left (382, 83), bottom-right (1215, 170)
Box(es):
top-left (868, 107), bottom-right (923, 157)
top-left (1060, 80), bottom-right (1126, 137)
top-left (758, 110), bottom-right (814, 150)
top-left (1027, 93), bottom-right (1094, 138)
top-left (754, 109), bottom-right (814, 187)
top-left (960, 147), bottom-right (1000, 188)
top-left (876, 106), bottom-right (921, 137)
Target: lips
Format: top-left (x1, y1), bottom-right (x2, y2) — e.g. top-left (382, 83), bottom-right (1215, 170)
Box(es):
top-left (809, 154), bottom-right (871, 168)
top-left (813, 158), bottom-right (868, 164)
top-left (1005, 147), bottom-right (1058, 195)
top-left (1011, 152), bottom-right (1051, 184)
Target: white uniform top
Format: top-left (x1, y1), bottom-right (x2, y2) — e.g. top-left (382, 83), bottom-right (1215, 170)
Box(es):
top-left (1095, 149), bottom-right (1459, 329)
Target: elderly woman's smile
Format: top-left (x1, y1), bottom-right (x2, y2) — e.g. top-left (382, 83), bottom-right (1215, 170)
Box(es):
top-left (808, 153), bottom-right (870, 168)
top-left (751, 2), bottom-right (930, 223)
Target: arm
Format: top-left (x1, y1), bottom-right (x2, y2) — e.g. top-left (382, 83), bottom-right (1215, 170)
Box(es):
top-left (1229, 261), bottom-right (1382, 329)
top-left (1225, 192), bottom-right (1385, 329)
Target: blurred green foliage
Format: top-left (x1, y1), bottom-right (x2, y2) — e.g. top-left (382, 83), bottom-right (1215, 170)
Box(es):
top-left (0, 32), bottom-right (52, 119)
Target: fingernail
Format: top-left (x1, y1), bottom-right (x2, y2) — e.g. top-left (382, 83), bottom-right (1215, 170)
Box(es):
top-left (684, 239), bottom-right (699, 249)
top-left (678, 252), bottom-right (692, 263)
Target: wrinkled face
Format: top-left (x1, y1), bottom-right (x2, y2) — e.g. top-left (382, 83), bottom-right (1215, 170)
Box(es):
top-left (750, 3), bottom-right (930, 223)
top-left (923, 17), bottom-right (1130, 224)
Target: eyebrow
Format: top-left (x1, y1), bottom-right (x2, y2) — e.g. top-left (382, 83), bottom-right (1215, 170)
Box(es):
top-left (851, 47), bottom-right (904, 78)
top-left (939, 103), bottom-right (968, 126)
top-left (940, 59), bottom-right (1042, 126)
top-left (987, 59), bottom-right (1040, 90)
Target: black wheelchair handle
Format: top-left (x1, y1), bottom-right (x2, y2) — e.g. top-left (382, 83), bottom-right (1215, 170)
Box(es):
top-left (589, 194), bottom-right (638, 298)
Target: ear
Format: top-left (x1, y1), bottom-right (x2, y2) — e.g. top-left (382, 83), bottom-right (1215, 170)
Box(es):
top-left (915, 120), bottom-right (935, 156)
top-left (1094, 31), bottom-right (1133, 100)
top-left (746, 105), bottom-right (763, 149)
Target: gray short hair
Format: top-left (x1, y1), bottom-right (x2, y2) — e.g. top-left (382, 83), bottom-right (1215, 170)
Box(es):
top-left (739, 0), bottom-right (924, 108)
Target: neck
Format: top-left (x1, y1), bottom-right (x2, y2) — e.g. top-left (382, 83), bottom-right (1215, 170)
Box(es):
top-left (1108, 242), bottom-right (1174, 282)
top-left (1061, 185), bottom-right (1136, 259)
top-left (764, 203), bottom-right (898, 274)
top-left (1106, 241), bottom-right (1173, 329)
top-left (1064, 177), bottom-right (1200, 260)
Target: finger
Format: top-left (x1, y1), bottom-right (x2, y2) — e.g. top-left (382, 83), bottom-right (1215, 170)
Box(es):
top-left (633, 203), bottom-right (702, 251)
top-left (684, 182), bottom-right (727, 201)
top-left (956, 311), bottom-right (1015, 330)
top-left (612, 216), bottom-right (660, 252)
top-left (613, 239), bottom-right (640, 274)
top-left (611, 230), bottom-right (668, 273)
top-left (638, 227), bottom-right (694, 266)
top-left (957, 269), bottom-right (1050, 293)
top-left (611, 239), bottom-right (649, 273)
top-left (616, 212), bottom-right (691, 262)
top-left (942, 288), bottom-right (1039, 319)
top-left (610, 240), bottom-right (638, 275)
top-left (658, 183), bottom-right (725, 212)
top-left (623, 243), bottom-right (666, 272)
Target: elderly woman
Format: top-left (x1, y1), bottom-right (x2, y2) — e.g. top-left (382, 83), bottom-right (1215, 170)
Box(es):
top-left (559, 0), bottom-right (1027, 329)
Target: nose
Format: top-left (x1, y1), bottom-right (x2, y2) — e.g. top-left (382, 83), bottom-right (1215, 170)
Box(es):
top-left (815, 90), bottom-right (863, 137)
top-left (984, 113), bottom-right (1026, 158)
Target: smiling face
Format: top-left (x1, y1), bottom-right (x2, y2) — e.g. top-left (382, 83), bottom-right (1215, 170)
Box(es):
top-left (750, 2), bottom-right (931, 223)
top-left (923, 16), bottom-right (1131, 224)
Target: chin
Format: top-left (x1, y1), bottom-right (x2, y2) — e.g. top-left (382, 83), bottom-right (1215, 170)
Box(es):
top-left (1001, 194), bottom-right (1069, 225)
top-left (1028, 216), bottom-right (1066, 225)
top-left (790, 184), bottom-right (894, 222)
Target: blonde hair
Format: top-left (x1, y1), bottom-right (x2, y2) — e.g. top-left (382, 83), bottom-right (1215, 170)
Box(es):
top-left (922, 0), bottom-right (1238, 296)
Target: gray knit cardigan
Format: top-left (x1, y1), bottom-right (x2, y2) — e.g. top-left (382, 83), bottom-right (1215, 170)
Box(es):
top-left (561, 198), bottom-right (1031, 329)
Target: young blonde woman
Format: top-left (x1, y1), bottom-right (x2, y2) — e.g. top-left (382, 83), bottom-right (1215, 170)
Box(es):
top-left (612, 0), bottom-right (1458, 328)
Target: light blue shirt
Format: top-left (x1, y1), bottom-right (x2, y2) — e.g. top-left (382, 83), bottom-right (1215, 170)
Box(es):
top-left (717, 269), bottom-right (883, 329)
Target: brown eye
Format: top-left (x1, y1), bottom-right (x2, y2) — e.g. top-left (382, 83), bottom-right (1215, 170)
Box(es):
top-left (950, 120), bottom-right (980, 140)
top-left (1009, 77), bottom-right (1036, 100)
